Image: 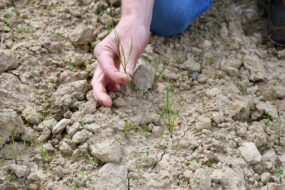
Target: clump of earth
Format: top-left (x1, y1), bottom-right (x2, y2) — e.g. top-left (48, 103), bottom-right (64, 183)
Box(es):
top-left (1, 0), bottom-right (285, 189)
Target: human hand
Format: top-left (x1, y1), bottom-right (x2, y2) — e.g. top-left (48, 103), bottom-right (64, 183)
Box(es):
top-left (92, 19), bottom-right (150, 106)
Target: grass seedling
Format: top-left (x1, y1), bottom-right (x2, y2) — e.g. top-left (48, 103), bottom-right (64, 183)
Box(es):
top-left (124, 120), bottom-right (135, 132)
top-left (37, 142), bottom-right (51, 162)
top-left (113, 30), bottom-right (133, 74)
top-left (160, 88), bottom-right (179, 136)
top-left (5, 174), bottom-right (16, 181)
top-left (10, 133), bottom-right (18, 162)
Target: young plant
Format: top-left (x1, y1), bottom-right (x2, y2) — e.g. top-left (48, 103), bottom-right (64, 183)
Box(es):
top-left (124, 120), bottom-right (135, 132)
top-left (113, 30), bottom-right (133, 74)
top-left (160, 88), bottom-right (180, 136)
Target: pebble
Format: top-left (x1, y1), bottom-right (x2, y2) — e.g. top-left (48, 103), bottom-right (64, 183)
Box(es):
top-left (239, 142), bottom-right (261, 164)
top-left (90, 139), bottom-right (123, 163)
top-left (52, 119), bottom-right (71, 134)
top-left (72, 129), bottom-right (92, 144)
top-left (0, 49), bottom-right (17, 73)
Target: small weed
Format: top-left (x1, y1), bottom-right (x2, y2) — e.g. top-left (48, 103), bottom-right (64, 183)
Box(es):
top-left (238, 84), bottom-right (247, 94)
top-left (45, 60), bottom-right (55, 66)
top-left (275, 169), bottom-right (284, 177)
top-left (79, 171), bottom-right (93, 180)
top-left (128, 173), bottom-right (137, 180)
top-left (160, 88), bottom-right (179, 136)
top-left (105, 17), bottom-right (114, 32)
top-left (10, 133), bottom-right (18, 162)
top-left (205, 56), bottom-right (215, 64)
top-left (68, 64), bottom-right (78, 72)
top-left (37, 142), bottom-right (52, 162)
top-left (113, 30), bottom-right (133, 74)
top-left (71, 185), bottom-right (79, 190)
top-left (15, 86), bottom-right (21, 93)
top-left (124, 120), bottom-right (135, 132)
top-left (130, 81), bottom-right (138, 91)
top-left (204, 159), bottom-right (219, 167)
top-left (54, 33), bottom-right (64, 40)
top-left (262, 113), bottom-right (270, 120)
top-left (15, 24), bottom-right (29, 34)
top-left (186, 159), bottom-right (197, 165)
top-left (5, 174), bottom-right (16, 181)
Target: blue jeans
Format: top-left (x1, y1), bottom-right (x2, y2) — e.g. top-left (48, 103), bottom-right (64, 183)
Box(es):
top-left (151, 0), bottom-right (212, 36)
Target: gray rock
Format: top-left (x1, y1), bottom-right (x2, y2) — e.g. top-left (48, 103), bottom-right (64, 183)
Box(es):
top-left (191, 169), bottom-right (211, 190)
top-left (195, 116), bottom-right (212, 131)
top-left (180, 56), bottom-right (201, 72)
top-left (211, 167), bottom-right (245, 190)
top-left (0, 109), bottom-right (24, 147)
top-left (91, 139), bottom-right (123, 163)
top-left (21, 127), bottom-right (37, 142)
top-left (22, 105), bottom-right (41, 124)
top-left (244, 54), bottom-right (266, 82)
top-left (93, 163), bottom-right (128, 190)
top-left (52, 80), bottom-right (89, 107)
top-left (69, 24), bottom-right (93, 45)
top-left (133, 59), bottom-right (155, 91)
top-left (66, 122), bottom-right (82, 136)
top-left (37, 128), bottom-right (51, 142)
top-left (239, 142), bottom-right (261, 164)
top-left (0, 49), bottom-right (17, 73)
top-left (52, 166), bottom-right (70, 178)
top-left (35, 119), bottom-right (57, 131)
top-left (232, 99), bottom-right (251, 121)
top-left (7, 164), bottom-right (30, 178)
top-left (261, 172), bottom-right (271, 184)
top-left (272, 86), bottom-right (285, 99)
top-left (28, 170), bottom-right (46, 184)
top-left (256, 101), bottom-right (278, 119)
top-left (72, 129), bottom-right (91, 144)
top-left (59, 141), bottom-right (72, 155)
top-left (52, 119), bottom-right (71, 134)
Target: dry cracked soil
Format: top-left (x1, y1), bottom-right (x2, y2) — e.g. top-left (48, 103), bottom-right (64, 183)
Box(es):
top-left (1, 0), bottom-right (285, 190)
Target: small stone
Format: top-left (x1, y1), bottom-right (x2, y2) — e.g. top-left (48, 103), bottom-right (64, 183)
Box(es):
top-left (69, 24), bottom-right (93, 45)
top-left (28, 170), bottom-right (46, 183)
top-left (198, 73), bottom-right (207, 84)
top-left (8, 164), bottom-right (30, 178)
top-left (66, 122), bottom-right (82, 136)
top-left (72, 129), bottom-right (91, 144)
top-left (200, 40), bottom-right (212, 49)
top-left (195, 116), bottom-right (212, 131)
top-left (0, 49), bottom-right (17, 73)
top-left (232, 99), bottom-right (251, 121)
top-left (59, 141), bottom-right (72, 155)
top-left (133, 59), bottom-right (155, 92)
top-left (272, 86), bottom-right (285, 99)
top-left (22, 105), bottom-right (41, 124)
top-left (261, 172), bottom-right (271, 184)
top-left (36, 119), bottom-right (57, 131)
top-left (244, 54), bottom-right (266, 82)
top-left (52, 80), bottom-right (89, 107)
top-left (277, 49), bottom-right (285, 58)
top-left (93, 163), bottom-right (127, 190)
top-left (256, 101), bottom-right (278, 119)
top-left (239, 142), bottom-right (261, 164)
top-left (0, 109), bottom-right (24, 147)
top-left (52, 166), bottom-right (70, 178)
top-left (21, 127), bottom-right (37, 142)
top-left (181, 56), bottom-right (201, 72)
top-left (52, 119), bottom-right (71, 134)
top-left (91, 139), bottom-right (123, 163)
top-left (210, 167), bottom-right (245, 190)
top-left (37, 128), bottom-right (51, 142)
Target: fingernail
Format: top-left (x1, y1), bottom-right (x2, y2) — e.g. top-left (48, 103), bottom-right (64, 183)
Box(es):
top-left (124, 74), bottom-right (132, 83)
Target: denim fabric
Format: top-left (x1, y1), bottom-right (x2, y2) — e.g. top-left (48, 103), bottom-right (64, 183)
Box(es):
top-left (151, 0), bottom-right (212, 36)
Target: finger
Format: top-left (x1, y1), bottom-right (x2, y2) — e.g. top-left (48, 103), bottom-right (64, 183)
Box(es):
top-left (92, 67), bottom-right (112, 107)
top-left (96, 48), bottom-right (131, 84)
top-left (106, 82), bottom-right (121, 92)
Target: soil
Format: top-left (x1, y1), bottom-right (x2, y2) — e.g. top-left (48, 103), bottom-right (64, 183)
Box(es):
top-left (0, 0), bottom-right (285, 190)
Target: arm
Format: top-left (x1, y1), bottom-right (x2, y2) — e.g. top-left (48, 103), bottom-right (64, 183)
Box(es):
top-left (92, 0), bottom-right (155, 106)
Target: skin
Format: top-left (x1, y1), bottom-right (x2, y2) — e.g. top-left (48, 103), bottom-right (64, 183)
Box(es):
top-left (92, 0), bottom-right (155, 106)
top-left (283, 0), bottom-right (285, 7)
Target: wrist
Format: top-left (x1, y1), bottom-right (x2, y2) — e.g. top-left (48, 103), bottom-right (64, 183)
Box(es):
top-left (121, 0), bottom-right (154, 29)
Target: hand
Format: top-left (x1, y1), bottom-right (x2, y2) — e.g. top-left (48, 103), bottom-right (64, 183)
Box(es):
top-left (92, 19), bottom-right (150, 106)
